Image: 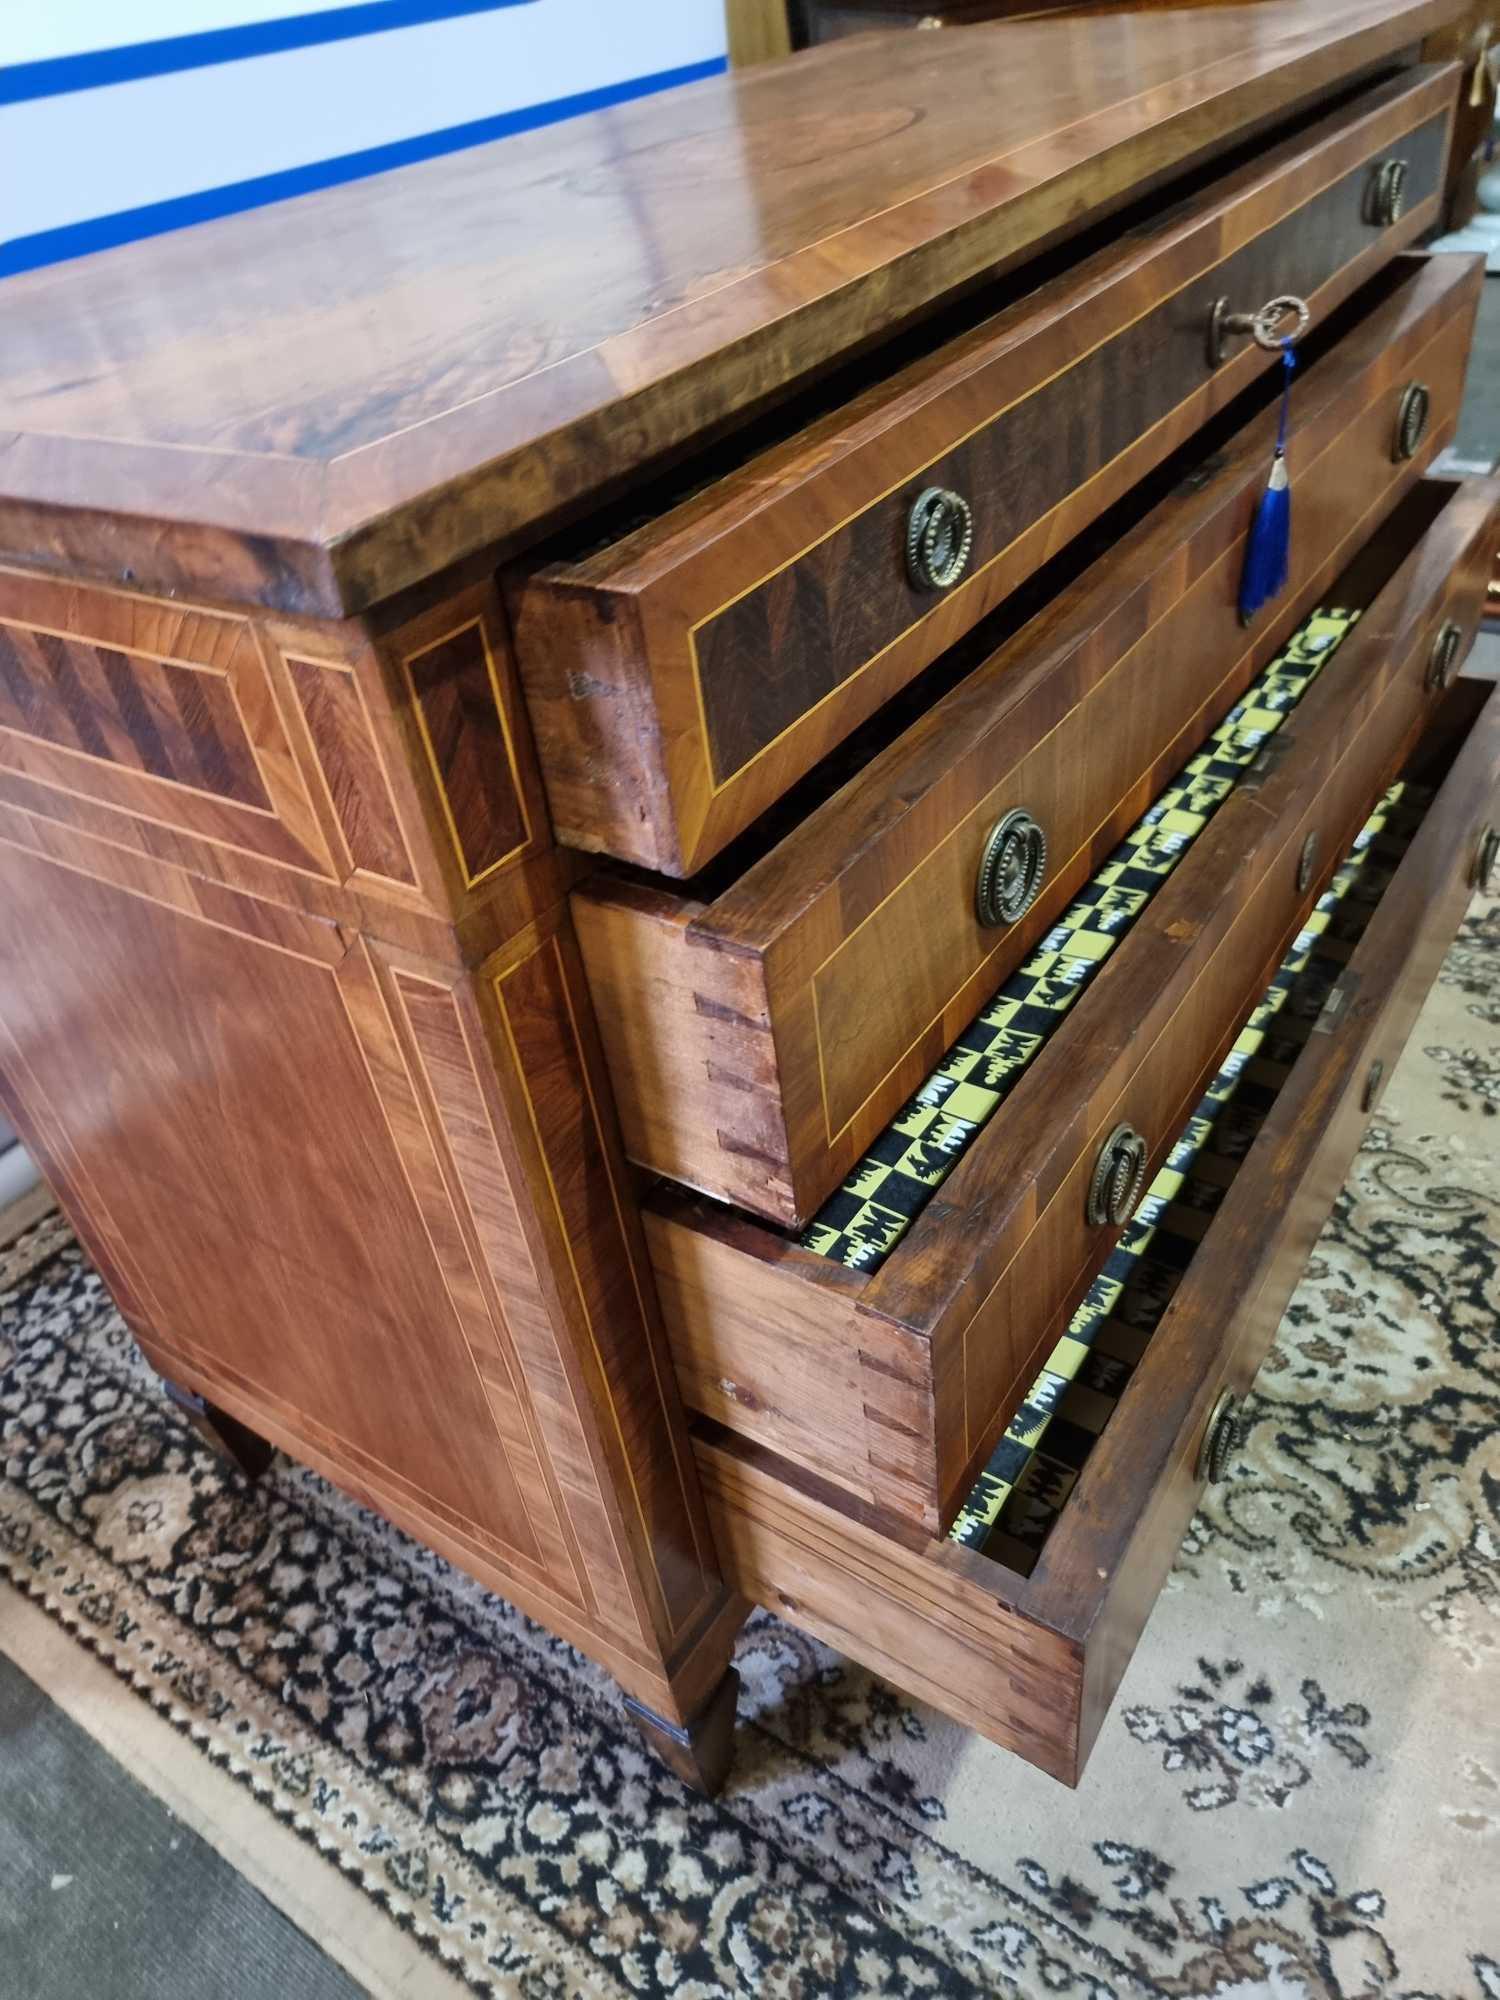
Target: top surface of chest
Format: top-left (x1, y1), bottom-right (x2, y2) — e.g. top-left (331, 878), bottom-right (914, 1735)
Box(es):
top-left (0, 0), bottom-right (1463, 618)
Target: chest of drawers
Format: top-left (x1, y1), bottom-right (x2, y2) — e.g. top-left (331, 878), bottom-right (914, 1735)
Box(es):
top-left (0, 0), bottom-right (1493, 1795)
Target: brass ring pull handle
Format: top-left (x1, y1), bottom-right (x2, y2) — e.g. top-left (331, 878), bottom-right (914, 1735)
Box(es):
top-left (976, 809), bottom-right (1048, 928)
top-left (1087, 1122), bottom-right (1149, 1228)
top-left (1207, 292), bottom-right (1311, 369)
top-left (1428, 619), bottom-right (1465, 692)
top-left (1475, 825), bottom-right (1499, 894)
top-left (1365, 156), bottom-right (1410, 228)
top-left (1362, 1059), bottom-right (1386, 1113)
top-left (906, 485), bottom-right (974, 592)
top-left (1297, 830), bottom-right (1321, 894)
top-left (1197, 1389), bottom-right (1244, 1484)
top-left (1394, 381), bottom-right (1431, 463)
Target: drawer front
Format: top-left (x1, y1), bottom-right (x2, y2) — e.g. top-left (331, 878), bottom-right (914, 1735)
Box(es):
top-left (692, 667), bottom-right (1500, 1785)
top-left (578, 252), bottom-right (1482, 1229)
top-left (512, 66), bottom-right (1458, 875)
top-left (647, 477), bottom-right (1500, 1531)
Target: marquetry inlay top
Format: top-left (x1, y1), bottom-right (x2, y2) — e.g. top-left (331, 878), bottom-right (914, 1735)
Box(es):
top-left (0, 0), bottom-right (1461, 618)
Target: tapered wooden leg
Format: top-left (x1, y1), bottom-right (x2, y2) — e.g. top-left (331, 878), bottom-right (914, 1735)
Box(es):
top-left (623, 1665), bottom-right (741, 1796)
top-left (161, 1376), bottom-right (275, 1482)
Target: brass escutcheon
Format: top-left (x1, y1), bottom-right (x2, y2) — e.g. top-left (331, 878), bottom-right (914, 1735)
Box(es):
top-left (1394, 381), bottom-right (1430, 463)
top-left (976, 809), bottom-right (1048, 928)
top-left (1197, 1389), bottom-right (1244, 1484)
top-left (1087, 1122), bottom-right (1148, 1228)
top-left (906, 485), bottom-right (974, 592)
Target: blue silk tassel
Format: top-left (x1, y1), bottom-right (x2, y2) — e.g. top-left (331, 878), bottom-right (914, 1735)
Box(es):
top-left (1239, 343), bottom-right (1296, 625)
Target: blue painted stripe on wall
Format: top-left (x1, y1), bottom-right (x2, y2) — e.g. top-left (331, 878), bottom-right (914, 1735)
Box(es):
top-left (0, 54), bottom-right (729, 278)
top-left (1, 0), bottom-right (540, 105)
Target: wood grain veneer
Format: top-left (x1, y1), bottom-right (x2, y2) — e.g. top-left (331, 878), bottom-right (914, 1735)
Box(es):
top-left (693, 666), bottom-right (1500, 1784)
top-left (647, 476), bottom-right (1500, 1530)
top-left (577, 254), bottom-right (1482, 1226)
top-left (0, 2), bottom-right (1466, 617)
top-left (0, 544), bottom-right (745, 1739)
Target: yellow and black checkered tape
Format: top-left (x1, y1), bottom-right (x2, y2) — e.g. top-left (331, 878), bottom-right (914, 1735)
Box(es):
top-left (801, 606), bottom-right (1364, 1274)
top-left (948, 779), bottom-right (1433, 1570)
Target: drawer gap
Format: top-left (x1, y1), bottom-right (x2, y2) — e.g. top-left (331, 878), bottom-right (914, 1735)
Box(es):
top-left (793, 482), bottom-right (1450, 1280)
top-left (949, 762), bottom-right (1442, 1579)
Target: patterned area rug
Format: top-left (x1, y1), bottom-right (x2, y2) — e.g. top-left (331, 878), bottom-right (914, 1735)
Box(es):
top-left (2, 889), bottom-right (1498, 2000)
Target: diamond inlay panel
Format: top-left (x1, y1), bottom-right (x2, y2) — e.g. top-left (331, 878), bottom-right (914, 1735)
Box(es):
top-left (0, 621), bottom-right (271, 809)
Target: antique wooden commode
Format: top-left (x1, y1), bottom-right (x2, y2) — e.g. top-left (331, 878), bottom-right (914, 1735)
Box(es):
top-left (1, 2), bottom-right (1496, 1792)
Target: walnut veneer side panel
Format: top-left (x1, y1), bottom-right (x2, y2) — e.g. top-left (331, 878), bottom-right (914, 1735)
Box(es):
top-left (0, 567), bottom-right (735, 1722)
top-left (0, 568), bottom-right (344, 886)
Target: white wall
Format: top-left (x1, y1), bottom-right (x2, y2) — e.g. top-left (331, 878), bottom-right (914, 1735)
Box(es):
top-left (1, 1), bottom-right (728, 274)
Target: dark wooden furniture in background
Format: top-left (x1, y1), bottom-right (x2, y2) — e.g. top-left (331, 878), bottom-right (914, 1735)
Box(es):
top-left (796, 0), bottom-right (1272, 41)
top-left (1, 1), bottom-right (1492, 1791)
top-left (1423, 2), bottom-right (1499, 223)
top-left (726, 0), bottom-right (795, 63)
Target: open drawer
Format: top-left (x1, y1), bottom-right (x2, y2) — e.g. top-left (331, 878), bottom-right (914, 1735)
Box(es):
top-left (508, 65), bottom-right (1458, 875)
top-left (647, 474), bottom-right (1500, 1534)
top-left (577, 253), bottom-right (1483, 1228)
top-left (693, 670), bottom-right (1500, 1784)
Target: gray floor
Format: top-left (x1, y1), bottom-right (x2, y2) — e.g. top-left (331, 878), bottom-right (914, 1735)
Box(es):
top-left (1451, 269), bottom-right (1500, 681)
top-left (1471, 627), bottom-right (1500, 680)
top-left (1451, 267), bottom-right (1500, 469)
top-left (0, 1654), bottom-right (364, 2000)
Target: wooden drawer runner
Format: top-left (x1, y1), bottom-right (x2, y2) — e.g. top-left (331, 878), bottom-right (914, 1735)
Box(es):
top-left (510, 65), bottom-right (1458, 875)
top-left (694, 669), bottom-right (1500, 1783)
top-left (647, 475), bottom-right (1500, 1534)
top-left (578, 253), bottom-right (1482, 1228)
